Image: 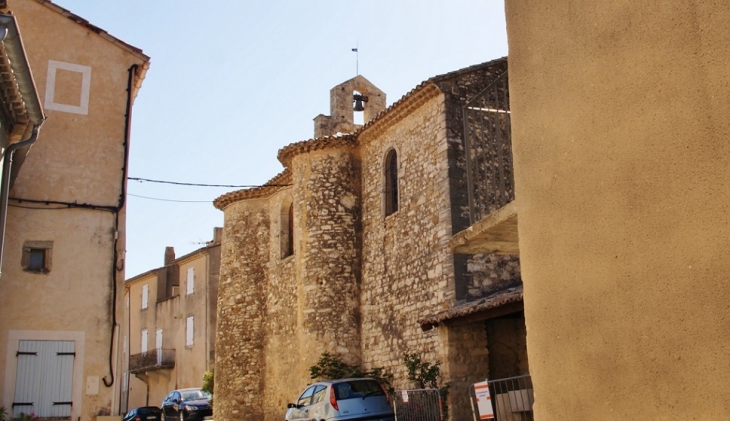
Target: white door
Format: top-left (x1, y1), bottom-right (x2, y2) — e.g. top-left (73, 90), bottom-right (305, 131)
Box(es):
top-left (13, 340), bottom-right (74, 418)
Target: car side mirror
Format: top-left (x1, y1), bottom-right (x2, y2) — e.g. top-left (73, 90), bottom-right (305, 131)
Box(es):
top-left (287, 403), bottom-right (296, 409)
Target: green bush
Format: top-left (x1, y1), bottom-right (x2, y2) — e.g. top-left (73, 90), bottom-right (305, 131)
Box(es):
top-left (202, 369), bottom-right (214, 395)
top-left (310, 353), bottom-right (393, 394)
top-left (403, 353), bottom-right (451, 419)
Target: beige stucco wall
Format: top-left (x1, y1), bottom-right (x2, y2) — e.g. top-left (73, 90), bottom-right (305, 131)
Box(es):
top-left (0, 2), bottom-right (147, 420)
top-left (124, 249), bottom-right (216, 411)
top-left (505, 1), bottom-right (730, 419)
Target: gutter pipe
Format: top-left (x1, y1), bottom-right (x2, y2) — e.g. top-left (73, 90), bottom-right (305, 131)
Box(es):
top-left (0, 13), bottom-right (46, 277)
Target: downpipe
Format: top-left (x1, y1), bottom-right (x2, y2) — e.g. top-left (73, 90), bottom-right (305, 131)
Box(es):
top-left (0, 124), bottom-right (42, 277)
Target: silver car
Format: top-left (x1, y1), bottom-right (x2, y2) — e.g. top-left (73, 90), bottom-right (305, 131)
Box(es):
top-left (285, 378), bottom-right (394, 421)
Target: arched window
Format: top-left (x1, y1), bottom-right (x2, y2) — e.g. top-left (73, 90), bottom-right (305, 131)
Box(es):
top-left (281, 198), bottom-right (294, 258)
top-left (384, 149), bottom-right (398, 216)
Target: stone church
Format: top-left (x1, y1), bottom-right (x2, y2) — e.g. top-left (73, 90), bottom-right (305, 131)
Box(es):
top-left (213, 57), bottom-right (527, 421)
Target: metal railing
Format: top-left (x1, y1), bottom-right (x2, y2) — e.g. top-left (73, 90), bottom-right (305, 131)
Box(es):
top-left (128, 348), bottom-right (175, 373)
top-left (472, 375), bottom-right (533, 421)
top-left (463, 71), bottom-right (514, 225)
top-left (394, 388), bottom-right (443, 421)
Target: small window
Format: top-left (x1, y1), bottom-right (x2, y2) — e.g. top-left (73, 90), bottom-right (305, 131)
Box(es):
top-left (21, 241), bottom-right (52, 273)
top-left (186, 316), bottom-right (194, 346)
top-left (280, 197), bottom-right (294, 259)
top-left (186, 267), bottom-right (195, 295)
top-left (384, 149), bottom-right (398, 216)
top-left (141, 285), bottom-right (149, 310)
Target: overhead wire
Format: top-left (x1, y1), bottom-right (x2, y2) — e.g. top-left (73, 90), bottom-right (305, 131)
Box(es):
top-left (129, 177), bottom-right (290, 188)
top-left (127, 176), bottom-right (291, 203)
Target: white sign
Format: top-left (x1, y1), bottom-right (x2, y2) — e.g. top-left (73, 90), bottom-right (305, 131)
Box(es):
top-left (474, 381), bottom-right (494, 420)
top-left (401, 390), bottom-right (409, 403)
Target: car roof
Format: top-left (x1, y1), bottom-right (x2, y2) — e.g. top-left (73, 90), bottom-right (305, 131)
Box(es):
top-left (311, 378), bottom-right (382, 386)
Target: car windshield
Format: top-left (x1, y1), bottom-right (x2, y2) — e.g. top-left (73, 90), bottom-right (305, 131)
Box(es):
top-left (181, 390), bottom-right (211, 401)
top-left (333, 380), bottom-right (384, 401)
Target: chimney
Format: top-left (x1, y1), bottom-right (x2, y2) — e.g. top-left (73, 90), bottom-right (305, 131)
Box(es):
top-left (164, 246), bottom-right (175, 266)
top-left (212, 227), bottom-right (223, 245)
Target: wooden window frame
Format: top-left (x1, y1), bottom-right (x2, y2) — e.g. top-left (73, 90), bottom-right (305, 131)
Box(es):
top-left (21, 241), bottom-right (53, 274)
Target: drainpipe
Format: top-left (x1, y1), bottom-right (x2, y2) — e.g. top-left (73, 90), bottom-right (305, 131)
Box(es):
top-left (0, 13), bottom-right (45, 278)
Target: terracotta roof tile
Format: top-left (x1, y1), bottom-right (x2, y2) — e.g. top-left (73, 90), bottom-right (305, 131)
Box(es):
top-left (417, 285), bottom-right (523, 330)
top-left (213, 168), bottom-right (293, 210)
top-left (213, 57), bottom-right (509, 210)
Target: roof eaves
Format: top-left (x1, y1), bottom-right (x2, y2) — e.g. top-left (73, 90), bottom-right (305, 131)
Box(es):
top-left (418, 284), bottom-right (523, 331)
top-left (355, 57), bottom-right (508, 141)
top-left (35, 0), bottom-right (150, 62)
top-left (213, 168), bottom-right (293, 210)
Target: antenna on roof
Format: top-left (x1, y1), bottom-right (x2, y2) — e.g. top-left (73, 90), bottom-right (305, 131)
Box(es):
top-left (351, 42), bottom-right (359, 76)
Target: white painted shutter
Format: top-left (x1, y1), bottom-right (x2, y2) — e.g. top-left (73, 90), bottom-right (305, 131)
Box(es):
top-left (14, 341), bottom-right (74, 418)
top-left (156, 329), bottom-right (163, 349)
top-left (142, 284), bottom-right (149, 309)
top-left (186, 316), bottom-right (194, 346)
top-left (186, 267), bottom-right (194, 295)
top-left (141, 329), bottom-right (148, 353)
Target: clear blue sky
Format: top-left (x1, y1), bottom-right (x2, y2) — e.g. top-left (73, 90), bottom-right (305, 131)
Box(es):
top-left (51, 0), bottom-right (508, 278)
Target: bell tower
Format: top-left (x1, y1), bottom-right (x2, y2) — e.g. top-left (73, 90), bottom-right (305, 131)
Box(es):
top-left (313, 75), bottom-right (386, 138)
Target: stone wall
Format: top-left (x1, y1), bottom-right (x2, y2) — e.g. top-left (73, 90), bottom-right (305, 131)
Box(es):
top-left (214, 199), bottom-right (269, 421)
top-left (214, 61), bottom-right (527, 421)
top-left (436, 59), bottom-right (521, 301)
top-left (359, 94), bottom-right (450, 385)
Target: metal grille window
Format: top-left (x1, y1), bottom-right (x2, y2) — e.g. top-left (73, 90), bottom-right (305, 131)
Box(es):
top-left (463, 71), bottom-right (513, 224)
top-left (13, 340), bottom-right (74, 418)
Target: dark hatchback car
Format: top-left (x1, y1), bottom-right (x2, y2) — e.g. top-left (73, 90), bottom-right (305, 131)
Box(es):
top-left (161, 388), bottom-right (213, 421)
top-left (123, 407), bottom-right (162, 421)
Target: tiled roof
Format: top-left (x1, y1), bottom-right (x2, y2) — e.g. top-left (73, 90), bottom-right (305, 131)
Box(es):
top-left (213, 57), bottom-right (508, 210)
top-left (35, 0), bottom-right (149, 61)
top-left (277, 133), bottom-right (357, 167)
top-left (213, 168), bottom-right (292, 210)
top-left (418, 285), bottom-right (523, 330)
top-left (356, 56), bottom-right (507, 139)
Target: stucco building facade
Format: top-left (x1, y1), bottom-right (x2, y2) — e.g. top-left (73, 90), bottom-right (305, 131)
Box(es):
top-left (496, 1), bottom-right (730, 420)
top-left (214, 59), bottom-right (528, 421)
top-left (122, 228), bottom-right (221, 413)
top-left (0, 1), bottom-right (148, 420)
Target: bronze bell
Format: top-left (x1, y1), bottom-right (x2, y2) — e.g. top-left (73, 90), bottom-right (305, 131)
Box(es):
top-left (353, 94), bottom-right (368, 112)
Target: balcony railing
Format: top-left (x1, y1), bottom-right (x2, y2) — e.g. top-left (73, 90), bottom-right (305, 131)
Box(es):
top-left (463, 71), bottom-right (513, 225)
top-left (129, 348), bottom-right (175, 373)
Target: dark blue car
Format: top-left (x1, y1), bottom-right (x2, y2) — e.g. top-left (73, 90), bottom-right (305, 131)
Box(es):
top-left (161, 388), bottom-right (212, 421)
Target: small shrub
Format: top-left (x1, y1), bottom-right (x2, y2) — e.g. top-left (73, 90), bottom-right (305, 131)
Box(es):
top-left (202, 369), bottom-right (214, 395)
top-left (403, 353), bottom-right (451, 419)
top-left (310, 353), bottom-right (393, 394)
top-left (0, 406), bottom-right (7, 421)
